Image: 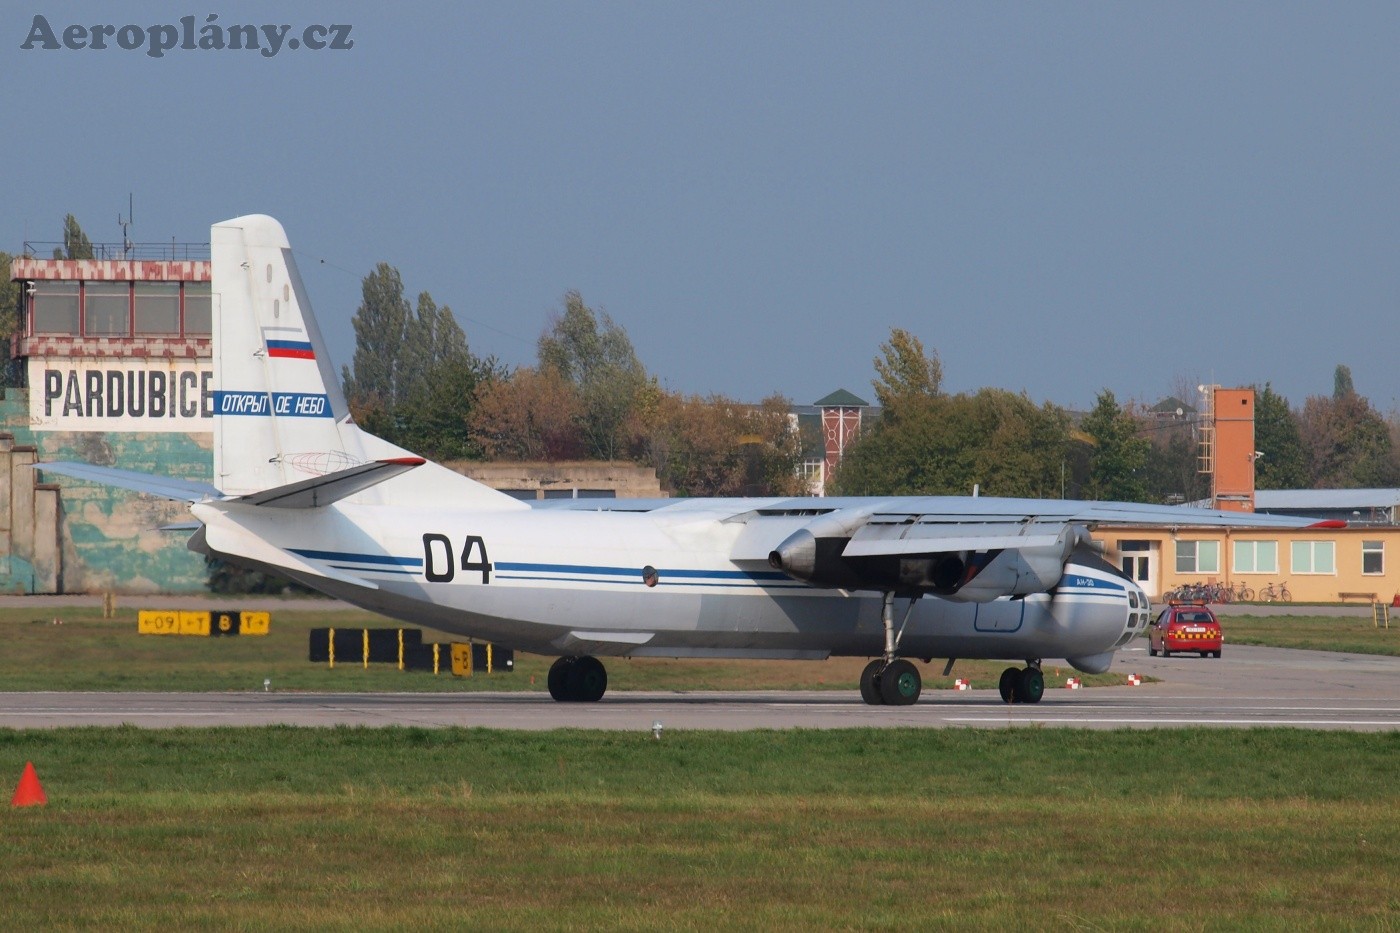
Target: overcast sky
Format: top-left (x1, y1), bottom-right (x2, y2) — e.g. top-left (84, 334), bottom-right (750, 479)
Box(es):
top-left (6, 3), bottom-right (1399, 412)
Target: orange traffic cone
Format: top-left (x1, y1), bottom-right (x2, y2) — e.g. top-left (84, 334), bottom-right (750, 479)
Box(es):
top-left (11, 761), bottom-right (47, 807)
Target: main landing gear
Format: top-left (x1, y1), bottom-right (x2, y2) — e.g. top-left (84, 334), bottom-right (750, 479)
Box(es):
top-left (997, 663), bottom-right (1045, 704)
top-left (860, 591), bottom-right (923, 706)
top-left (547, 655), bottom-right (607, 702)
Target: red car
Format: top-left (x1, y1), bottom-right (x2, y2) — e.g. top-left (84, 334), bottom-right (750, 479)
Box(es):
top-left (1149, 602), bottom-right (1223, 658)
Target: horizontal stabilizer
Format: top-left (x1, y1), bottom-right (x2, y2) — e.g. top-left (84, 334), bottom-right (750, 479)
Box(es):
top-left (235, 457), bottom-right (426, 509)
top-left (36, 462), bottom-right (220, 503)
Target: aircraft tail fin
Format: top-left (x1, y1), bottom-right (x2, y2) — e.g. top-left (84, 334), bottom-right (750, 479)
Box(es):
top-left (210, 215), bottom-right (524, 510)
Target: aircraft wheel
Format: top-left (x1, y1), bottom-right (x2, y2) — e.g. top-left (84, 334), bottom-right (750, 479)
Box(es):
top-left (879, 659), bottom-right (921, 706)
top-left (998, 667), bottom-right (1020, 704)
top-left (859, 659), bottom-right (885, 705)
top-left (1017, 667), bottom-right (1045, 704)
top-left (547, 656), bottom-right (576, 701)
top-left (566, 655), bottom-right (608, 702)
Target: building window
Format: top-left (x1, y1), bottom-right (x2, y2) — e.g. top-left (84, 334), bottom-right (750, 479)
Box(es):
top-left (1363, 541), bottom-right (1384, 575)
top-left (184, 283), bottom-right (212, 336)
top-left (1291, 540), bottom-right (1336, 575)
top-left (1119, 539), bottom-right (1150, 551)
top-left (1233, 540), bottom-right (1278, 574)
top-left (84, 282), bottom-right (131, 336)
top-left (31, 281), bottom-right (80, 334)
top-left (1176, 540), bottom-right (1219, 574)
top-left (134, 283), bottom-right (181, 334)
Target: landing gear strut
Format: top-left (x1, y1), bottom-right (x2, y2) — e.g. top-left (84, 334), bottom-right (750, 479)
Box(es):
top-left (997, 663), bottom-right (1044, 704)
top-left (860, 592), bottom-right (923, 706)
top-left (547, 655), bottom-right (607, 702)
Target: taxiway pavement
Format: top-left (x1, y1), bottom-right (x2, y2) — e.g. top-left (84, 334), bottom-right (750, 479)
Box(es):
top-left (1, 643), bottom-right (1396, 731)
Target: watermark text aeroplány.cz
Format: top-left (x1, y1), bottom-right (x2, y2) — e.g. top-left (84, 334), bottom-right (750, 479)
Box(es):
top-left (20, 14), bottom-right (353, 58)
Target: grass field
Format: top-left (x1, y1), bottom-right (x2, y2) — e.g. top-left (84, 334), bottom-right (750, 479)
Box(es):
top-left (2, 727), bottom-right (1396, 929)
top-left (1220, 614), bottom-right (1400, 656)
top-left (0, 606), bottom-right (1131, 694)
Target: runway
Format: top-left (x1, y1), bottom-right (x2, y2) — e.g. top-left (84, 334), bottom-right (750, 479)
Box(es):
top-left (2, 644), bottom-right (1397, 731)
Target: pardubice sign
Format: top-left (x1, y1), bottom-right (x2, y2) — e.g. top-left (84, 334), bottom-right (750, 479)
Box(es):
top-left (29, 359), bottom-right (213, 433)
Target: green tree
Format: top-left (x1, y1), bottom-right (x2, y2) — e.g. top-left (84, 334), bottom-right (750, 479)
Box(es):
top-left (399, 292), bottom-right (467, 396)
top-left (342, 264), bottom-right (495, 460)
top-left (537, 291), bottom-right (648, 461)
top-left (1299, 391), bottom-right (1399, 488)
top-left (0, 252), bottom-right (20, 386)
top-left (833, 389), bottom-right (1068, 497)
top-left (1139, 425), bottom-right (1209, 504)
top-left (342, 263), bottom-right (412, 409)
top-left (398, 355), bottom-right (501, 461)
top-left (1333, 364), bottom-right (1355, 399)
top-left (52, 214), bottom-right (94, 260)
top-left (1080, 389), bottom-right (1150, 501)
top-left (1252, 383), bottom-right (1307, 489)
top-left (872, 328), bottom-right (942, 412)
top-left (391, 291), bottom-right (500, 459)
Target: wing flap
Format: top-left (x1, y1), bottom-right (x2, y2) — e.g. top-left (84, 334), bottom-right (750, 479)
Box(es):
top-left (843, 520), bottom-right (1066, 558)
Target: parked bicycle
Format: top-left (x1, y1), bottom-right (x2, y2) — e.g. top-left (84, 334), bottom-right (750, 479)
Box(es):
top-left (1163, 581), bottom-right (1232, 603)
top-left (1258, 580), bottom-right (1292, 602)
top-left (1230, 580), bottom-right (1255, 602)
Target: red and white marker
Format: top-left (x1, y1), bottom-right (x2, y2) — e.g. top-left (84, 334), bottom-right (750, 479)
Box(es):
top-left (1065, 677), bottom-right (1082, 689)
top-left (1127, 673), bottom-right (1142, 686)
top-left (953, 678), bottom-right (972, 691)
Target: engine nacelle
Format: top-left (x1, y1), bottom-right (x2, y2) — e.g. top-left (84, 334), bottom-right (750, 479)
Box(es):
top-left (769, 517), bottom-right (1090, 601)
top-left (1066, 651), bottom-right (1115, 675)
top-left (767, 507), bottom-right (881, 589)
top-left (937, 541), bottom-right (1069, 602)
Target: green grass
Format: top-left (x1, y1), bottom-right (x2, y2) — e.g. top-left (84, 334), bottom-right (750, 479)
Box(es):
top-left (1, 727), bottom-right (1396, 929)
top-left (1219, 614), bottom-right (1400, 656)
top-left (0, 606), bottom-right (1134, 693)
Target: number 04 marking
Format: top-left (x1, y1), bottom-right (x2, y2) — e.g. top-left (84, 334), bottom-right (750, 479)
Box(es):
top-left (422, 533), bottom-right (493, 584)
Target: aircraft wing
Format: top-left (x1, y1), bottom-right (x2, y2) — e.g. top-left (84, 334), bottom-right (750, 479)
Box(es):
top-left (759, 495), bottom-right (1335, 602)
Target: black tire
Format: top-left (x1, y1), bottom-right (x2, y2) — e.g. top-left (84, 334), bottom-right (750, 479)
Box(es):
top-left (998, 667), bottom-right (1020, 704)
top-left (1017, 667), bottom-right (1045, 704)
top-left (1200, 651), bottom-right (1209, 658)
top-left (566, 655), bottom-right (608, 702)
top-left (1213, 650), bottom-right (1222, 659)
top-left (879, 659), bottom-right (921, 706)
top-left (547, 656), bottom-right (576, 701)
top-left (1149, 643), bottom-right (1158, 657)
top-left (1161, 646), bottom-right (1171, 658)
top-left (859, 660), bottom-right (885, 706)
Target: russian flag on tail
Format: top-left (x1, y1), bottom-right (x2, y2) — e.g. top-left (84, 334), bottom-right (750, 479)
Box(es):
top-left (267, 340), bottom-right (315, 359)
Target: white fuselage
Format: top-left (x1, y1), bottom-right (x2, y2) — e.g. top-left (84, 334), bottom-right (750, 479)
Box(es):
top-left (195, 499), bottom-right (1148, 671)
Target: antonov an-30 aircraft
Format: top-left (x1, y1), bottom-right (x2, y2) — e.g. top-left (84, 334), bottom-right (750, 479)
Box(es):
top-left (41, 215), bottom-right (1325, 706)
